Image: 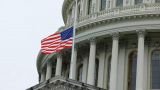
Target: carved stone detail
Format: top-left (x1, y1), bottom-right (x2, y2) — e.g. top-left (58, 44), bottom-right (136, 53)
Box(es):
top-left (111, 32), bottom-right (120, 40)
top-left (89, 37), bottom-right (96, 45)
top-left (136, 30), bottom-right (145, 38)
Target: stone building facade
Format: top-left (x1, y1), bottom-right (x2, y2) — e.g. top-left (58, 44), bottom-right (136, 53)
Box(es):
top-left (28, 0), bottom-right (160, 90)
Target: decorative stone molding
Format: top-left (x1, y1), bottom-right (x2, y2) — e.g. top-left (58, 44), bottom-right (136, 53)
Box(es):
top-left (89, 37), bottom-right (96, 45)
top-left (136, 30), bottom-right (146, 38)
top-left (28, 76), bottom-right (105, 90)
top-left (111, 32), bottom-right (120, 40)
top-left (148, 40), bottom-right (160, 48)
top-left (65, 3), bottom-right (160, 30)
top-left (75, 24), bottom-right (160, 43)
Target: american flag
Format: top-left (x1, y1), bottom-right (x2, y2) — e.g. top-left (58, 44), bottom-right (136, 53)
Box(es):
top-left (41, 27), bottom-right (73, 54)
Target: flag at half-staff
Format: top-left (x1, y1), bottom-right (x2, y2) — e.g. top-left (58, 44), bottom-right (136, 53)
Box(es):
top-left (41, 27), bottom-right (73, 54)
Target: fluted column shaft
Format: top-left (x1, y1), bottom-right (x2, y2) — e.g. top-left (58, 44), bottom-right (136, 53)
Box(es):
top-left (55, 53), bottom-right (62, 76)
top-left (69, 47), bottom-right (77, 80)
top-left (40, 71), bottom-right (46, 82)
top-left (87, 38), bottom-right (96, 85)
top-left (109, 32), bottom-right (119, 90)
top-left (136, 30), bottom-right (145, 90)
top-left (46, 61), bottom-right (52, 80)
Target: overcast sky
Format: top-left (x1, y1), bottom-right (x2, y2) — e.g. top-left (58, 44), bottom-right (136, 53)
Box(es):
top-left (0, 0), bottom-right (63, 90)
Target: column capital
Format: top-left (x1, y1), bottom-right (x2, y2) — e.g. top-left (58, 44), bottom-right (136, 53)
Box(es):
top-left (136, 30), bottom-right (145, 38)
top-left (89, 37), bottom-right (96, 44)
top-left (111, 32), bottom-right (120, 40)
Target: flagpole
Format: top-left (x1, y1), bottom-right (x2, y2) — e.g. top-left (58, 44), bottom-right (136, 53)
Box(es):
top-left (69, 0), bottom-right (78, 79)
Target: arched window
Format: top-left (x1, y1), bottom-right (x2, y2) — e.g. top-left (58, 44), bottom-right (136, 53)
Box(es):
top-left (100, 0), bottom-right (106, 11)
top-left (151, 50), bottom-right (160, 89)
top-left (95, 59), bottom-right (99, 86)
top-left (128, 51), bottom-right (137, 90)
top-left (116, 0), bottom-right (123, 7)
top-left (135, 0), bottom-right (143, 5)
top-left (87, 0), bottom-right (92, 15)
top-left (77, 64), bottom-right (83, 82)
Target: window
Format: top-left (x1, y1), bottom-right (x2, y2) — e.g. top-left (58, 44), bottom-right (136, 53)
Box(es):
top-left (151, 50), bottom-right (160, 89)
top-left (88, 0), bottom-right (92, 15)
top-left (101, 0), bottom-right (106, 11)
top-left (135, 0), bottom-right (143, 5)
top-left (77, 64), bottom-right (83, 82)
top-left (116, 0), bottom-right (123, 7)
top-left (155, 0), bottom-right (160, 3)
top-left (128, 51), bottom-right (137, 90)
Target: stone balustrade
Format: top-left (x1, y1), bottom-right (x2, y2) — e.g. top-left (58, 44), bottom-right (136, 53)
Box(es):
top-left (65, 3), bottom-right (160, 29)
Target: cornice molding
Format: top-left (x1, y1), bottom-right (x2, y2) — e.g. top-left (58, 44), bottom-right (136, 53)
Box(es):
top-left (75, 24), bottom-right (160, 43)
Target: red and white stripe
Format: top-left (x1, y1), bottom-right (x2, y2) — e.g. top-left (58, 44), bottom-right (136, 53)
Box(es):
top-left (41, 33), bottom-right (72, 54)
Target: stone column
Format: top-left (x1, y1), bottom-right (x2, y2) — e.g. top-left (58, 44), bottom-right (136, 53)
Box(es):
top-left (46, 61), bottom-right (52, 80)
top-left (40, 71), bottom-right (46, 83)
top-left (55, 53), bottom-right (62, 76)
top-left (69, 46), bottom-right (77, 80)
top-left (87, 38), bottom-right (96, 85)
top-left (109, 32), bottom-right (119, 90)
top-left (136, 30), bottom-right (146, 90)
top-left (82, 55), bottom-right (88, 83)
top-left (97, 48), bottom-right (105, 88)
